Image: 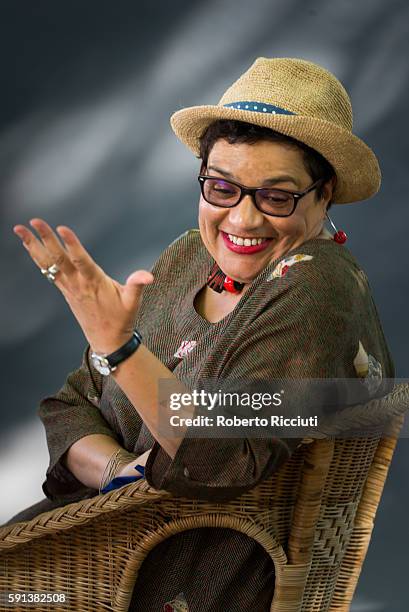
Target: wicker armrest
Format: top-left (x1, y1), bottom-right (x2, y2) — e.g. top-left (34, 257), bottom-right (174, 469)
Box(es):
top-left (0, 479), bottom-right (169, 552)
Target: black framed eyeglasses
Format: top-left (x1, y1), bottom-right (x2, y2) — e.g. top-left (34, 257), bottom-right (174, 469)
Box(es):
top-left (198, 174), bottom-right (324, 218)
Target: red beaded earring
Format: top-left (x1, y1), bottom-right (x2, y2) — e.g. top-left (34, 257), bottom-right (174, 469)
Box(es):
top-left (326, 213), bottom-right (347, 244)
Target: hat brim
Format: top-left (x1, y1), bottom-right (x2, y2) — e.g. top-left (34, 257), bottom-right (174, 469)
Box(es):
top-left (170, 105), bottom-right (381, 204)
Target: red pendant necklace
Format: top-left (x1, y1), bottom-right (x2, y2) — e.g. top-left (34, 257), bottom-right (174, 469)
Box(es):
top-left (206, 263), bottom-right (245, 294)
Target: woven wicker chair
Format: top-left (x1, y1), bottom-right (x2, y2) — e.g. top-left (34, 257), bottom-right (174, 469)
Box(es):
top-left (1, 383), bottom-right (408, 612)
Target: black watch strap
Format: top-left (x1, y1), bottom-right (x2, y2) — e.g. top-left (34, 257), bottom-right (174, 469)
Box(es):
top-left (106, 330), bottom-right (143, 366)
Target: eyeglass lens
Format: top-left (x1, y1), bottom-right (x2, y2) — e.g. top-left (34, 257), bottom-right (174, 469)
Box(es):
top-left (202, 178), bottom-right (295, 216)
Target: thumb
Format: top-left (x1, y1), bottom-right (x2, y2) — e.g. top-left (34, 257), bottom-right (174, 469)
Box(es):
top-left (126, 270), bottom-right (154, 287)
top-left (122, 270), bottom-right (154, 308)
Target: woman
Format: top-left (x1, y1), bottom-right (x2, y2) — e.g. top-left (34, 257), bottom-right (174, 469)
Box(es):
top-left (7, 58), bottom-right (394, 611)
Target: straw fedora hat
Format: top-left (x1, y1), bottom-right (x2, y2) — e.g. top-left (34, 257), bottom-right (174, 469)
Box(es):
top-left (170, 57), bottom-right (381, 204)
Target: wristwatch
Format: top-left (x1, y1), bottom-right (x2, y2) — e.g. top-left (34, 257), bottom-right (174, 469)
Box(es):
top-left (90, 330), bottom-right (143, 376)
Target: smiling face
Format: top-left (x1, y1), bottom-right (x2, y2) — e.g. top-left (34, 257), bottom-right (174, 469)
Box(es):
top-left (198, 138), bottom-right (334, 284)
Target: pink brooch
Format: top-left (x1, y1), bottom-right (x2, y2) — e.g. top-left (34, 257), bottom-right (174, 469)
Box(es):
top-left (174, 340), bottom-right (197, 359)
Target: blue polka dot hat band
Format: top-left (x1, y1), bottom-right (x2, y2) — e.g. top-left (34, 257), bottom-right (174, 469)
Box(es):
top-left (223, 101), bottom-right (296, 115)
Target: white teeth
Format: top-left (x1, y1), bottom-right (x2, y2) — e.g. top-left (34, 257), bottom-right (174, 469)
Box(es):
top-left (227, 233), bottom-right (267, 246)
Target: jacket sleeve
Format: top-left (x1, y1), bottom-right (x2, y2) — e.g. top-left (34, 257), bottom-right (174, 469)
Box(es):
top-left (144, 254), bottom-right (392, 502)
top-left (37, 345), bottom-right (121, 503)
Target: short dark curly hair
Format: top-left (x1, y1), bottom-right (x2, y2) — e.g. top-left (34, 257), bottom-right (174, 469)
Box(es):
top-left (198, 120), bottom-right (336, 210)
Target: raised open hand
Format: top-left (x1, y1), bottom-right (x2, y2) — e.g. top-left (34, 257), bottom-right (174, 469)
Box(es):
top-left (13, 218), bottom-right (154, 353)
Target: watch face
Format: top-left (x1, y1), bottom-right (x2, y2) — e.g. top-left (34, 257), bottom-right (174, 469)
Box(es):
top-left (91, 354), bottom-right (111, 376)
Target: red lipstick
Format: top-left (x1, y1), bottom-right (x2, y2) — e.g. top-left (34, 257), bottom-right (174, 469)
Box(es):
top-left (221, 231), bottom-right (272, 254)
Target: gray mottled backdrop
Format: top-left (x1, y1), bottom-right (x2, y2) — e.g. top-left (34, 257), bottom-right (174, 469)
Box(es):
top-left (1, 1), bottom-right (408, 609)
